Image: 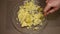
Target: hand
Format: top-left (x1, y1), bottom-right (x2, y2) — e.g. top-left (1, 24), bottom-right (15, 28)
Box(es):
top-left (44, 0), bottom-right (60, 16)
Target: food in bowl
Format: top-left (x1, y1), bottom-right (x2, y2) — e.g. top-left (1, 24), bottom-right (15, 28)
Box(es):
top-left (17, 0), bottom-right (45, 30)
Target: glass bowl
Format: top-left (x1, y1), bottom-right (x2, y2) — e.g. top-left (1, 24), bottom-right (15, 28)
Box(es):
top-left (9, 0), bottom-right (47, 34)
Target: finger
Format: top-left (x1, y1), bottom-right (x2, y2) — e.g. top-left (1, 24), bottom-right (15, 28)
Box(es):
top-left (44, 12), bottom-right (47, 16)
top-left (44, 3), bottom-right (51, 13)
top-left (47, 7), bottom-right (59, 15)
top-left (46, 0), bottom-right (49, 3)
top-left (46, 0), bottom-right (53, 4)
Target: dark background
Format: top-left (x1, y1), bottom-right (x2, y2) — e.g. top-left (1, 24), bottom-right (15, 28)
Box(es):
top-left (0, 0), bottom-right (60, 34)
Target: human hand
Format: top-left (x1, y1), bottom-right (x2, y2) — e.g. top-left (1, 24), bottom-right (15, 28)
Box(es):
top-left (44, 0), bottom-right (60, 16)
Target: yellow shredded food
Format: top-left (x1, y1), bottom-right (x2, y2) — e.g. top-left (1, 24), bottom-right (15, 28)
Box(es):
top-left (33, 27), bottom-right (39, 30)
top-left (17, 0), bottom-right (45, 30)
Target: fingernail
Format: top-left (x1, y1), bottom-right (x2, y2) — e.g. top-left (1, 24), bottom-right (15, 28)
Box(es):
top-left (44, 13), bottom-right (47, 16)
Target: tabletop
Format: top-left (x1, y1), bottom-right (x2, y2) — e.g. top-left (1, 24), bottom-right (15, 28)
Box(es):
top-left (0, 0), bottom-right (60, 34)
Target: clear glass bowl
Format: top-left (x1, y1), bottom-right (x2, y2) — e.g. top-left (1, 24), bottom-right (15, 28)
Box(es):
top-left (10, 0), bottom-right (47, 34)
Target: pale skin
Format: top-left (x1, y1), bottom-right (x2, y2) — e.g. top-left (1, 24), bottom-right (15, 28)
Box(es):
top-left (44, 0), bottom-right (60, 16)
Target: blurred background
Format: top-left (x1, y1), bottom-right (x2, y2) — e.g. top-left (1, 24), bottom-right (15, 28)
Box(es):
top-left (0, 0), bottom-right (60, 34)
